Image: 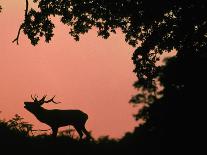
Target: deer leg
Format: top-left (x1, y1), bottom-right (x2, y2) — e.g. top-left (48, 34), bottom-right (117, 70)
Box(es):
top-left (74, 125), bottom-right (83, 140)
top-left (51, 127), bottom-right (58, 138)
top-left (82, 126), bottom-right (93, 140)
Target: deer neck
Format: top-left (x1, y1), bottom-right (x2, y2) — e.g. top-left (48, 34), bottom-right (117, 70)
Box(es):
top-left (32, 106), bottom-right (48, 121)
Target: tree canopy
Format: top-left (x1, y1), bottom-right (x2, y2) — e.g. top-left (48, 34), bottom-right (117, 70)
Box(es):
top-left (14, 0), bottom-right (206, 87)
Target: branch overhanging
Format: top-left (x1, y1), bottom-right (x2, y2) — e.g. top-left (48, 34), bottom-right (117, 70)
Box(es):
top-left (12, 0), bottom-right (29, 45)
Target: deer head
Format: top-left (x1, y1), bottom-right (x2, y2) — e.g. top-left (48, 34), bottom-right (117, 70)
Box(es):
top-left (24, 95), bottom-right (60, 113)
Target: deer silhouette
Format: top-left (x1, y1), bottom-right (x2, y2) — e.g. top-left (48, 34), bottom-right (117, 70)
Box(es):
top-left (24, 95), bottom-right (92, 140)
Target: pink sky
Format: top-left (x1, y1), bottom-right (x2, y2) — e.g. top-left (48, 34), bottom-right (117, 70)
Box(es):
top-left (0, 1), bottom-right (139, 138)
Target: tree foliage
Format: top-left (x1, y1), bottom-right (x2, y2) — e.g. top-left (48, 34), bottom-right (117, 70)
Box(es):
top-left (15, 0), bottom-right (206, 88)
top-left (0, 114), bottom-right (33, 137)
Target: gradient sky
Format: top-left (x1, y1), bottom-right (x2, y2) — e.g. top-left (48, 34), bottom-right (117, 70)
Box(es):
top-left (0, 0), bottom-right (139, 138)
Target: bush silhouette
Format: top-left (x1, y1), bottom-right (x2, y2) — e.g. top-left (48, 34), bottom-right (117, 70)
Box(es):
top-left (0, 114), bottom-right (123, 155)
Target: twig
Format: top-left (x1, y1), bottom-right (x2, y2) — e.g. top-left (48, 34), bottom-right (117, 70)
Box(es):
top-left (12, 25), bottom-right (23, 45)
top-left (13, 0), bottom-right (29, 45)
top-left (25, 0), bottom-right (29, 17)
top-left (30, 128), bottom-right (51, 136)
top-left (32, 129), bottom-right (51, 132)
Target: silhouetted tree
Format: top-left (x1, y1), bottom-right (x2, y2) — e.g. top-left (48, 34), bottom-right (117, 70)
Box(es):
top-left (120, 54), bottom-right (206, 154)
top-left (0, 114), bottom-right (33, 150)
top-left (17, 0), bottom-right (206, 118)
top-left (14, 0), bottom-right (206, 97)
top-left (0, 114), bottom-right (33, 137)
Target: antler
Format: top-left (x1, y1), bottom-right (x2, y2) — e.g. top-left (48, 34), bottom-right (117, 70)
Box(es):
top-left (31, 95), bottom-right (61, 105)
top-left (39, 95), bottom-right (47, 104)
top-left (31, 94), bottom-right (38, 101)
top-left (44, 96), bottom-right (61, 104)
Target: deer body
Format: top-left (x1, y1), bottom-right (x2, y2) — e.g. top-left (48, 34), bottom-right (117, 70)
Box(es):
top-left (24, 95), bottom-right (92, 140)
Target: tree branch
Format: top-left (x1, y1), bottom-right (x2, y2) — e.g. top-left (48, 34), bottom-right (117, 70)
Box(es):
top-left (12, 0), bottom-right (29, 45)
top-left (12, 24), bottom-right (23, 45)
top-left (25, 0), bottom-right (29, 17)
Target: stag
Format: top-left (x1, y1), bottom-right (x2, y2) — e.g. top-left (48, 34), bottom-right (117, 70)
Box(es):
top-left (24, 95), bottom-right (92, 140)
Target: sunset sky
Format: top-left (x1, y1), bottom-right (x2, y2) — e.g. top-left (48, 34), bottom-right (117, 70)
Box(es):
top-left (0, 0), bottom-right (139, 138)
